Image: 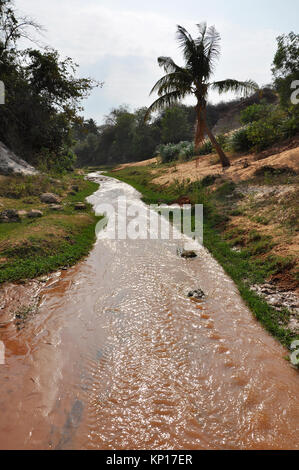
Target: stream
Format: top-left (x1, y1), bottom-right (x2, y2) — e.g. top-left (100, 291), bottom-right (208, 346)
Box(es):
top-left (0, 173), bottom-right (298, 450)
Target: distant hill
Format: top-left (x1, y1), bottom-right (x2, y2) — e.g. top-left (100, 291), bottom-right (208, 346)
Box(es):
top-left (212, 88), bottom-right (278, 135)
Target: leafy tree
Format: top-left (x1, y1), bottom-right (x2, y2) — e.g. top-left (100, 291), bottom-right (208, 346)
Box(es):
top-left (241, 103), bottom-right (275, 124)
top-left (146, 23), bottom-right (258, 167)
top-left (161, 106), bottom-right (190, 143)
top-left (0, 0), bottom-right (100, 168)
top-left (272, 32), bottom-right (299, 108)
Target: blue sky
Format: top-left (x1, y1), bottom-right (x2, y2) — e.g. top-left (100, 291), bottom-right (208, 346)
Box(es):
top-left (15, 0), bottom-right (299, 123)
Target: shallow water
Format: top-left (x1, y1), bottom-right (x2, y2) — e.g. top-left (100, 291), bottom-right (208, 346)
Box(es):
top-left (0, 174), bottom-right (298, 450)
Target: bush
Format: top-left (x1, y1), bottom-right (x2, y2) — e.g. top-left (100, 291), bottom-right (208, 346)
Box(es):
top-left (215, 181), bottom-right (236, 198)
top-left (254, 165), bottom-right (297, 177)
top-left (178, 142), bottom-right (195, 161)
top-left (37, 147), bottom-right (77, 174)
top-left (200, 174), bottom-right (220, 187)
top-left (229, 103), bottom-right (299, 154)
top-left (241, 103), bottom-right (275, 124)
top-left (157, 143), bottom-right (179, 163)
top-left (229, 127), bottom-right (252, 152)
top-left (158, 141), bottom-right (195, 163)
top-left (197, 140), bottom-right (213, 155)
top-left (246, 109), bottom-right (285, 150)
top-left (280, 105), bottom-right (299, 137)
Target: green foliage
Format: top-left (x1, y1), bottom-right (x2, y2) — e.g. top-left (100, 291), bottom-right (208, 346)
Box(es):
top-left (281, 105), bottom-right (299, 137)
top-left (241, 103), bottom-right (275, 124)
top-left (245, 108), bottom-right (285, 150)
top-left (200, 174), bottom-right (220, 187)
top-left (0, 0), bottom-right (98, 170)
top-left (229, 104), bottom-right (299, 153)
top-left (272, 32), bottom-right (299, 108)
top-left (229, 127), bottom-right (252, 152)
top-left (197, 139), bottom-right (213, 155)
top-left (161, 106), bottom-right (191, 143)
top-left (215, 181), bottom-right (236, 198)
top-left (0, 176), bottom-right (100, 283)
top-left (158, 141), bottom-right (195, 163)
top-left (254, 165), bottom-right (297, 178)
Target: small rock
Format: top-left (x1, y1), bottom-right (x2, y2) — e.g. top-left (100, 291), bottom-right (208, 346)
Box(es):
top-left (188, 289), bottom-right (205, 299)
top-left (178, 248), bottom-right (197, 259)
top-left (74, 203), bottom-right (87, 211)
top-left (50, 204), bottom-right (63, 211)
top-left (28, 210), bottom-right (43, 218)
top-left (40, 193), bottom-right (60, 204)
top-left (17, 210), bottom-right (28, 218)
top-left (0, 209), bottom-right (20, 222)
top-left (0, 215), bottom-right (9, 223)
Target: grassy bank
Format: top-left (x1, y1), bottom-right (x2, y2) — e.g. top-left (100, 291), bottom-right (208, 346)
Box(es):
top-left (0, 172), bottom-right (100, 284)
top-left (104, 165), bottom-right (298, 353)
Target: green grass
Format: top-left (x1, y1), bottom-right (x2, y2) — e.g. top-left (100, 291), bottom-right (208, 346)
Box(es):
top-left (104, 166), bottom-right (298, 351)
top-left (0, 175), bottom-right (100, 284)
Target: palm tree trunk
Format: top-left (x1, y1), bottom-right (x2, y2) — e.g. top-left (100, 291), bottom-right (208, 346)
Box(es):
top-left (194, 104), bottom-right (206, 151)
top-left (205, 121), bottom-right (230, 168)
top-left (194, 100), bottom-right (230, 168)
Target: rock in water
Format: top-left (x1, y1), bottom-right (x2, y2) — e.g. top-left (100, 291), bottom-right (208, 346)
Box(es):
top-left (177, 248), bottom-right (197, 259)
top-left (55, 399), bottom-right (84, 450)
top-left (188, 289), bottom-right (206, 299)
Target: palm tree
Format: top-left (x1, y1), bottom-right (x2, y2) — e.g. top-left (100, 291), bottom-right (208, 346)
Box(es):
top-left (146, 23), bottom-right (258, 168)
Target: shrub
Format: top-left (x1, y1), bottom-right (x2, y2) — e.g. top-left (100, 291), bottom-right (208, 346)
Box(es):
top-left (229, 104), bottom-right (299, 154)
top-left (246, 118), bottom-right (284, 151)
top-left (280, 105), bottom-right (299, 137)
top-left (254, 165), bottom-right (297, 177)
top-left (200, 174), bottom-right (220, 187)
top-left (215, 181), bottom-right (236, 198)
top-left (158, 143), bottom-right (180, 163)
top-left (229, 127), bottom-right (252, 152)
top-left (178, 142), bottom-right (195, 161)
top-left (197, 139), bottom-right (213, 155)
top-left (241, 103), bottom-right (275, 124)
top-left (158, 141), bottom-right (195, 163)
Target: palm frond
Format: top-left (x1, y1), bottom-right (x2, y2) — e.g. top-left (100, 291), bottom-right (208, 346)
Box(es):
top-left (212, 79), bottom-right (259, 97)
top-left (144, 91), bottom-right (186, 121)
top-left (176, 25), bottom-right (198, 66)
top-left (196, 22), bottom-right (207, 39)
top-left (204, 26), bottom-right (221, 65)
top-left (157, 56), bottom-right (182, 74)
top-left (150, 70), bottom-right (192, 96)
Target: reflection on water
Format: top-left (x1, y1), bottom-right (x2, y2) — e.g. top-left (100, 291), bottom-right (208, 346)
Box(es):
top-left (0, 173), bottom-right (298, 450)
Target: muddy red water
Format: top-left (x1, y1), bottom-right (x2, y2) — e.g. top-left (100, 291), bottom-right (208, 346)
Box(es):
top-left (0, 174), bottom-right (298, 450)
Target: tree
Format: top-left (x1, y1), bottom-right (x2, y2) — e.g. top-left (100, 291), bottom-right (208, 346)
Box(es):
top-left (146, 23), bottom-right (258, 168)
top-left (272, 32), bottom-right (299, 107)
top-left (161, 106), bottom-right (190, 143)
top-left (0, 0), bottom-right (101, 167)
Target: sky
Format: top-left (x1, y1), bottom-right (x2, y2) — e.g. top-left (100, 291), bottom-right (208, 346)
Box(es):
top-left (15, 0), bottom-right (299, 124)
